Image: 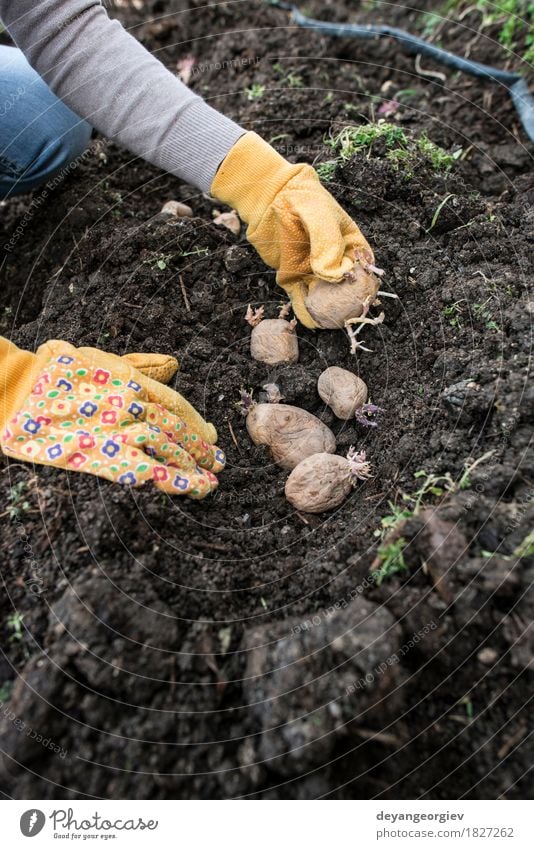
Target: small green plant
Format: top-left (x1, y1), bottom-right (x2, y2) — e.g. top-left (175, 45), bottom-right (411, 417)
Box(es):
top-left (316, 161), bottom-right (338, 183)
top-left (372, 455), bottom-right (493, 583)
top-left (483, 526), bottom-right (534, 562)
top-left (472, 299), bottom-right (501, 332)
top-left (418, 134), bottom-right (460, 170)
top-left (271, 64), bottom-right (304, 87)
top-left (459, 694), bottom-right (475, 720)
top-left (396, 88), bottom-right (420, 101)
top-left (373, 537), bottom-right (409, 585)
top-left (514, 528), bottom-right (534, 558)
top-left (7, 612), bottom-right (24, 642)
top-left (0, 681), bottom-right (13, 704)
top-left (322, 121), bottom-right (459, 177)
top-left (443, 300), bottom-right (465, 329)
top-left (327, 121), bottom-right (408, 161)
top-left (440, 1), bottom-right (534, 63)
top-left (245, 84), bottom-right (265, 100)
top-left (143, 252), bottom-right (173, 270)
top-left (428, 193), bottom-right (456, 231)
top-left (8, 481), bottom-right (30, 520)
top-left (286, 72), bottom-right (303, 87)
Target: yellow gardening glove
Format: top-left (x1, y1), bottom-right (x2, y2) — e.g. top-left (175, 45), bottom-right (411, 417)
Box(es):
top-left (0, 337), bottom-right (224, 498)
top-left (211, 132), bottom-right (374, 329)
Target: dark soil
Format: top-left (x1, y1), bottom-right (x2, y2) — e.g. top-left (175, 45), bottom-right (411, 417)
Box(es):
top-left (0, 0), bottom-right (533, 800)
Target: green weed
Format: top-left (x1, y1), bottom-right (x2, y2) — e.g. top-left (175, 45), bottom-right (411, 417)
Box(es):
top-left (143, 252), bottom-right (173, 270)
top-left (443, 300), bottom-right (465, 329)
top-left (428, 193), bottom-right (456, 231)
top-left (320, 121), bottom-right (459, 178)
top-left (373, 537), bottom-right (409, 585)
top-left (372, 455), bottom-right (493, 583)
top-left (472, 299), bottom-right (501, 332)
top-left (6, 612), bottom-right (24, 642)
top-left (429, 1), bottom-right (534, 63)
top-left (316, 161), bottom-right (338, 182)
top-left (514, 528), bottom-right (534, 558)
top-left (327, 121), bottom-right (408, 161)
top-left (271, 64), bottom-right (304, 87)
top-left (245, 84), bottom-right (265, 100)
top-left (8, 481), bottom-right (30, 520)
top-left (0, 681), bottom-right (13, 704)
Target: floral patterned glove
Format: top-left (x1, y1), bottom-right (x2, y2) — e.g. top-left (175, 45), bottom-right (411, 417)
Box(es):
top-left (0, 338), bottom-right (224, 498)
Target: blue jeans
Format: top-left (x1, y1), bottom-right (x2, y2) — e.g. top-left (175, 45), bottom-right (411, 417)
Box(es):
top-left (0, 46), bottom-right (92, 198)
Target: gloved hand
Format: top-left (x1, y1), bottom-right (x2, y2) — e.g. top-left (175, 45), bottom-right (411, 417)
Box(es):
top-left (0, 337), bottom-right (224, 498)
top-left (211, 132), bottom-right (374, 328)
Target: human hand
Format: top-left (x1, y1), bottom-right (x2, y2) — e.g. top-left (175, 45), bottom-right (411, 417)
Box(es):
top-left (0, 338), bottom-right (224, 498)
top-left (211, 132), bottom-right (375, 328)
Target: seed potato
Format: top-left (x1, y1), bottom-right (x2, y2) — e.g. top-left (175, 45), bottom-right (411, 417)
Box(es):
top-left (246, 403), bottom-right (336, 470)
top-left (250, 319), bottom-right (299, 366)
top-left (285, 453), bottom-right (353, 513)
top-left (285, 448), bottom-right (372, 513)
top-left (305, 266), bottom-right (380, 328)
top-left (318, 366), bottom-right (368, 420)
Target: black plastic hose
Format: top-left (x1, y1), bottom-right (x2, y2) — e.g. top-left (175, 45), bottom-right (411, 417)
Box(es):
top-left (268, 0), bottom-right (534, 141)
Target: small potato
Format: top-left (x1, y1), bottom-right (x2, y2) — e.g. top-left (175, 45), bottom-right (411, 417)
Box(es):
top-left (305, 266), bottom-right (380, 328)
top-left (318, 366), bottom-right (367, 420)
top-left (246, 403), bottom-right (335, 470)
top-left (285, 449), bottom-right (371, 513)
top-left (285, 453), bottom-right (352, 513)
top-left (250, 319), bottom-right (299, 366)
top-left (160, 200), bottom-right (193, 218)
top-left (213, 209), bottom-right (241, 236)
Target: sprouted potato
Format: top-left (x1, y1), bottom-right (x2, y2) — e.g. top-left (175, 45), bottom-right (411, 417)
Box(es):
top-left (305, 264), bottom-right (381, 329)
top-left (246, 303), bottom-right (299, 366)
top-left (285, 449), bottom-right (372, 513)
top-left (318, 366), bottom-right (382, 426)
top-left (245, 401), bottom-right (336, 470)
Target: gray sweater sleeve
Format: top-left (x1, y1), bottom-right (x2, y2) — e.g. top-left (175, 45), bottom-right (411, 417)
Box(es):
top-left (0, 0), bottom-right (245, 191)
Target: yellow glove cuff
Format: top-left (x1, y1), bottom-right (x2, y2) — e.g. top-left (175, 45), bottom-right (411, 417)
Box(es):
top-left (211, 132), bottom-right (305, 226)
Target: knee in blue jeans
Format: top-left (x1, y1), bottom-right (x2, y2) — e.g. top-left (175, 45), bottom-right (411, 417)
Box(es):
top-left (0, 116), bottom-right (92, 197)
top-left (0, 46), bottom-right (92, 197)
